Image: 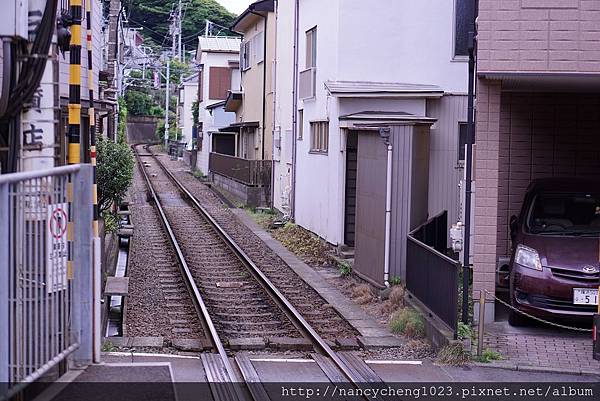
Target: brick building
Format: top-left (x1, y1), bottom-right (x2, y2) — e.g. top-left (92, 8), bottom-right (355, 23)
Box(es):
top-left (473, 0), bottom-right (600, 321)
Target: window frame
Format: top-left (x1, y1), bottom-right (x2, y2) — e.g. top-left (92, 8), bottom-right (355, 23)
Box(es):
top-left (297, 110), bottom-right (304, 140)
top-left (241, 40), bottom-right (252, 71)
top-left (309, 120), bottom-right (329, 154)
top-left (305, 26), bottom-right (317, 69)
top-left (457, 121), bottom-right (468, 164)
top-left (453, 0), bottom-right (474, 59)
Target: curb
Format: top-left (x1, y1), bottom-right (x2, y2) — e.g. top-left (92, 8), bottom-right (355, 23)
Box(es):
top-left (471, 362), bottom-right (600, 376)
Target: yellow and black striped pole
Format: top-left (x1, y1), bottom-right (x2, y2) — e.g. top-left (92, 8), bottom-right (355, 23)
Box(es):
top-left (86, 0), bottom-right (99, 239)
top-left (67, 0), bottom-right (82, 280)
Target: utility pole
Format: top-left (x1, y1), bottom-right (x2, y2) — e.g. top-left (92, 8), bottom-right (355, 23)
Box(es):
top-left (177, 0), bottom-right (183, 60)
top-left (164, 59), bottom-right (170, 148)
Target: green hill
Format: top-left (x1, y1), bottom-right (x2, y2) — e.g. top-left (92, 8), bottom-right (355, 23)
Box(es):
top-left (124, 0), bottom-right (237, 48)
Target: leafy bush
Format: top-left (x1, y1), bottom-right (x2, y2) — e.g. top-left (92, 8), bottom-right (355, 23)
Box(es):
top-left (476, 348), bottom-right (502, 363)
top-left (339, 260), bottom-right (353, 277)
top-left (117, 96), bottom-right (128, 144)
top-left (125, 89), bottom-right (161, 116)
top-left (457, 322), bottom-right (473, 340)
top-left (97, 136), bottom-right (134, 213)
top-left (389, 276), bottom-right (402, 286)
top-left (102, 211), bottom-right (119, 234)
top-left (389, 307), bottom-right (426, 338)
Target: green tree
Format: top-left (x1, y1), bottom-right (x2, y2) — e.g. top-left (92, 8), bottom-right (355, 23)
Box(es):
top-left (125, 89), bottom-right (160, 116)
top-left (124, 0), bottom-right (237, 47)
top-left (97, 136), bottom-right (134, 213)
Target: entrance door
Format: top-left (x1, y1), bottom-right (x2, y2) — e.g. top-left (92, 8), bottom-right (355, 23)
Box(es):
top-left (344, 131), bottom-right (358, 246)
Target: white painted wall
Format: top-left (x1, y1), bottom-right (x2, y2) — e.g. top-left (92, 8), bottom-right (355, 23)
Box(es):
top-left (179, 80), bottom-right (197, 149)
top-left (272, 0), bottom-right (295, 214)
top-left (196, 51), bottom-right (238, 174)
top-left (275, 0), bottom-right (468, 245)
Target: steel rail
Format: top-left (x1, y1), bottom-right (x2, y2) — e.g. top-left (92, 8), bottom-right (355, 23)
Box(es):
top-left (145, 146), bottom-right (364, 386)
top-left (133, 145), bottom-right (243, 389)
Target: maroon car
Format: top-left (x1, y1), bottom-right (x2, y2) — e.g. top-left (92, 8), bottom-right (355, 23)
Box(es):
top-left (508, 178), bottom-right (600, 326)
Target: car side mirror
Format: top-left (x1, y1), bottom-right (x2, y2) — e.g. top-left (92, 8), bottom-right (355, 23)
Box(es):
top-left (509, 215), bottom-right (518, 240)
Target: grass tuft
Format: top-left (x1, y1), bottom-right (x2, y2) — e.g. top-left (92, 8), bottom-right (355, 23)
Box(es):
top-left (436, 342), bottom-right (471, 366)
top-left (389, 307), bottom-right (426, 338)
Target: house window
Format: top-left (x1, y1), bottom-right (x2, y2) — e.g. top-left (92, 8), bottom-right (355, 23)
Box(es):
top-left (310, 121), bottom-right (328, 153)
top-left (253, 31), bottom-right (265, 64)
top-left (209, 67), bottom-right (232, 100)
top-left (306, 27), bottom-right (317, 68)
top-left (454, 0), bottom-right (475, 57)
top-left (241, 40), bottom-right (251, 70)
top-left (298, 110), bottom-right (304, 140)
top-left (458, 122), bottom-right (468, 162)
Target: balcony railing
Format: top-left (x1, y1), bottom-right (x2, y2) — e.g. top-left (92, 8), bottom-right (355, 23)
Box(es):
top-left (209, 152), bottom-right (272, 187)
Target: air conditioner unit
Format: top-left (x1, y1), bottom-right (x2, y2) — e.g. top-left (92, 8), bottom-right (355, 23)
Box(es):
top-left (1, 0), bottom-right (28, 39)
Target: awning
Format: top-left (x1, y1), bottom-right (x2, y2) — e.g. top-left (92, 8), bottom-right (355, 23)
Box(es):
top-left (224, 90), bottom-right (243, 112)
top-left (339, 111), bottom-right (436, 128)
top-left (218, 121), bottom-right (260, 133)
top-left (325, 81), bottom-right (444, 98)
top-left (479, 72), bottom-right (600, 93)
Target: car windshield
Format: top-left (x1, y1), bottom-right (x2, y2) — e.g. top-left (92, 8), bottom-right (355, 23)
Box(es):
top-left (527, 192), bottom-right (600, 236)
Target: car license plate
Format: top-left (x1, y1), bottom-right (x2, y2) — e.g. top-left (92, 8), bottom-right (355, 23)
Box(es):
top-left (573, 288), bottom-right (599, 305)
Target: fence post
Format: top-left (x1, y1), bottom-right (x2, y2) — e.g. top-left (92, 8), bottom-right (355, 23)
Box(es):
top-left (0, 182), bottom-right (9, 394)
top-left (477, 290), bottom-right (486, 356)
top-left (72, 165), bottom-right (94, 366)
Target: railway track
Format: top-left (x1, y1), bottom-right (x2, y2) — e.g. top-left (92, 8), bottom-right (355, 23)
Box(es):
top-left (133, 144), bottom-right (379, 398)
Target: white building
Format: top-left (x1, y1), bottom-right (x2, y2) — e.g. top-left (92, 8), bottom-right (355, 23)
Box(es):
top-left (194, 36), bottom-right (241, 175)
top-left (273, 0), bottom-right (470, 286)
top-left (177, 73), bottom-right (198, 150)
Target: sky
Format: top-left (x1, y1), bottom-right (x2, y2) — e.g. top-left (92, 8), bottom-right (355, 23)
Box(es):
top-left (215, 0), bottom-right (254, 15)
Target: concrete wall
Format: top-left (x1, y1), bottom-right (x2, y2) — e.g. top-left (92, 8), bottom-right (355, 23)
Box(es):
top-left (212, 172), bottom-right (269, 207)
top-left (272, 0), bottom-right (295, 215)
top-left (477, 0), bottom-right (600, 73)
top-left (127, 116), bottom-right (158, 143)
top-left (338, 0), bottom-right (468, 93)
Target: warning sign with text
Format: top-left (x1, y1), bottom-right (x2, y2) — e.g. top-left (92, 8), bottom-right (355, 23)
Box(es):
top-left (47, 203), bottom-right (68, 293)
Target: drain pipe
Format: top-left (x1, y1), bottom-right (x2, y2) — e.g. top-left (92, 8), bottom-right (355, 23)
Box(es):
top-left (290, 0), bottom-right (300, 219)
top-left (380, 128), bottom-right (392, 287)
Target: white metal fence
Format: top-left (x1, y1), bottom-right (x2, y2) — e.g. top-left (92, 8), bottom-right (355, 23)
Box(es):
top-left (0, 164), bottom-right (95, 398)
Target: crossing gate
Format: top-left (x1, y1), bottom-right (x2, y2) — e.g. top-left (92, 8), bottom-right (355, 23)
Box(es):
top-left (0, 164), bottom-right (97, 398)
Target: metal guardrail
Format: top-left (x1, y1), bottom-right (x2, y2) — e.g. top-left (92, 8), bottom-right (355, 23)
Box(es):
top-left (0, 165), bottom-right (95, 398)
top-left (406, 211), bottom-right (459, 337)
top-left (209, 152), bottom-right (272, 187)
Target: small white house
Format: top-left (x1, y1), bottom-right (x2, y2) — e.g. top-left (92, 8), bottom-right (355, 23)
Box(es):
top-left (273, 0), bottom-right (470, 286)
top-left (194, 36), bottom-right (241, 175)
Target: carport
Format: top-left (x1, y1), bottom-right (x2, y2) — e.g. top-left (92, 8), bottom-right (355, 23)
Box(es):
top-left (470, 75), bottom-right (600, 374)
top-left (473, 74), bottom-right (600, 323)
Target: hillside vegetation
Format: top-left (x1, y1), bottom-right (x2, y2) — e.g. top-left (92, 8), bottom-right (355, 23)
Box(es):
top-left (124, 0), bottom-right (237, 47)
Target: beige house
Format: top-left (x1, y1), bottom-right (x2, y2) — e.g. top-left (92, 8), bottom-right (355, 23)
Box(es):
top-left (214, 0), bottom-right (275, 206)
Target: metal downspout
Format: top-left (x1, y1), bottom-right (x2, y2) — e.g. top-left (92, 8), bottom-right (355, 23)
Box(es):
top-left (290, 0), bottom-right (299, 219)
top-left (380, 128), bottom-right (392, 287)
top-left (462, 0), bottom-right (478, 324)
